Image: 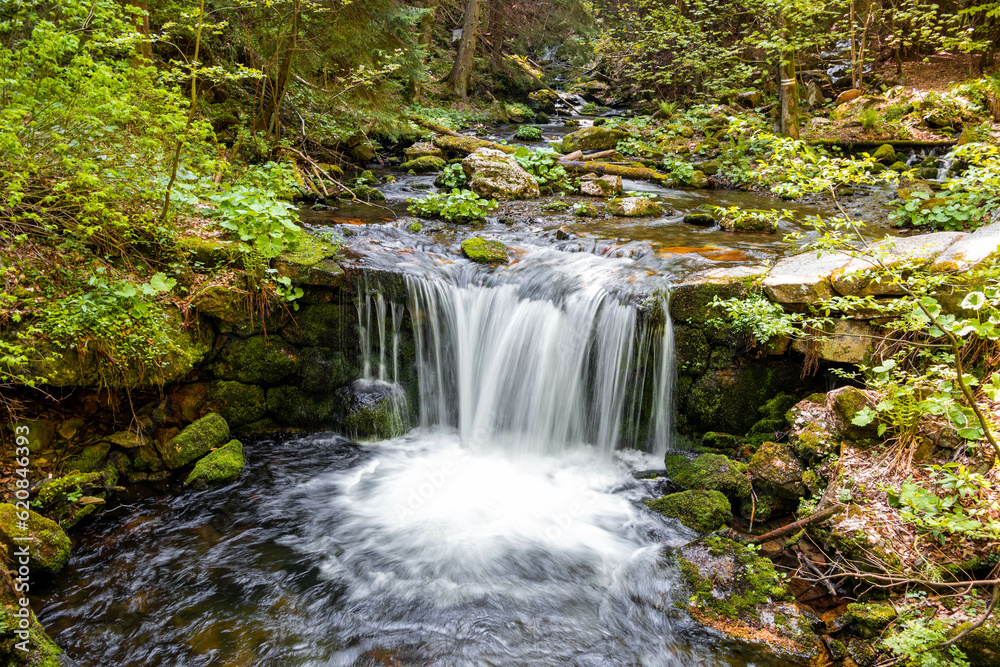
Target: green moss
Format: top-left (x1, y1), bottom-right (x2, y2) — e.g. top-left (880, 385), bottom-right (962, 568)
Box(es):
top-left (184, 439), bottom-right (244, 487)
top-left (298, 347), bottom-right (355, 393)
top-left (158, 412), bottom-right (230, 469)
top-left (0, 567), bottom-right (63, 665)
top-left (63, 440), bottom-right (110, 473)
top-left (36, 471), bottom-right (103, 524)
top-left (282, 303), bottom-right (348, 348)
top-left (461, 237), bottom-right (509, 264)
top-left (738, 494), bottom-right (785, 522)
top-left (957, 617), bottom-right (1000, 666)
top-left (344, 394), bottom-right (407, 440)
top-left (846, 602), bottom-right (897, 639)
top-left (872, 144), bottom-right (897, 164)
top-left (407, 222), bottom-right (422, 233)
top-left (205, 380), bottom-right (267, 428)
top-left (210, 335), bottom-right (299, 385)
top-left (541, 200), bottom-right (569, 212)
top-left (399, 155), bottom-right (447, 172)
top-left (178, 235), bottom-right (239, 269)
top-left (559, 126), bottom-right (629, 153)
top-left (791, 422), bottom-right (838, 461)
top-left (758, 393), bottom-right (798, 422)
top-left (646, 489), bottom-right (731, 534)
top-left (830, 386), bottom-right (877, 440)
top-left (0, 504), bottom-right (71, 576)
top-left (747, 441), bottom-right (806, 499)
top-left (848, 638), bottom-right (877, 666)
top-left (673, 325), bottom-right (711, 374)
top-left (665, 453), bottom-right (751, 499)
top-left (572, 202), bottom-right (603, 217)
top-left (266, 385), bottom-right (337, 428)
top-left (700, 431), bottom-right (742, 453)
top-left (678, 536), bottom-right (791, 619)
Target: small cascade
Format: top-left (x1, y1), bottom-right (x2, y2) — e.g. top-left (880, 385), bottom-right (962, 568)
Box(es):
top-left (937, 155), bottom-right (955, 181)
top-left (401, 253), bottom-right (676, 457)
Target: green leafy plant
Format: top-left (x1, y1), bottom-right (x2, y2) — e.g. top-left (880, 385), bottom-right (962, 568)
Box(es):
top-left (663, 156), bottom-right (696, 184)
top-left (859, 106), bottom-right (883, 132)
top-left (708, 294), bottom-right (802, 346)
top-left (406, 189), bottom-right (498, 224)
top-left (511, 147), bottom-right (567, 187)
top-left (435, 163), bottom-right (467, 188)
top-left (883, 618), bottom-right (970, 667)
top-left (514, 126), bottom-right (543, 141)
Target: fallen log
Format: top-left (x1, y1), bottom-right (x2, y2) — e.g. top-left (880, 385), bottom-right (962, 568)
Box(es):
top-left (560, 150), bottom-right (583, 161)
top-left (749, 505), bottom-right (841, 544)
top-left (560, 160), bottom-right (675, 184)
top-left (581, 149), bottom-right (619, 161)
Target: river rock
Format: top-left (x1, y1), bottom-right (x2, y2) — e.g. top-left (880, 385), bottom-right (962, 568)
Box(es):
top-left (559, 126), bottom-right (628, 153)
top-left (790, 319), bottom-right (876, 364)
top-left (606, 197), bottom-right (664, 217)
top-left (646, 490), bottom-right (731, 534)
top-left (929, 220), bottom-right (1000, 272)
top-left (184, 439), bottom-right (244, 487)
top-left (748, 441), bottom-right (806, 499)
top-left (342, 379), bottom-right (407, 439)
top-left (683, 212), bottom-right (716, 227)
top-left (762, 251), bottom-right (853, 304)
top-left (664, 452), bottom-right (751, 499)
top-left (399, 155), bottom-right (447, 173)
top-left (0, 504), bottom-right (71, 576)
top-left (461, 237), bottom-right (509, 264)
top-left (158, 412), bottom-right (230, 469)
top-left (830, 232), bottom-right (967, 296)
top-left (528, 89), bottom-right (559, 113)
top-left (836, 89), bottom-right (862, 105)
top-left (461, 148), bottom-right (540, 200)
top-left (580, 174), bottom-right (623, 197)
top-left (674, 536), bottom-right (822, 661)
top-left (210, 335), bottom-right (299, 385)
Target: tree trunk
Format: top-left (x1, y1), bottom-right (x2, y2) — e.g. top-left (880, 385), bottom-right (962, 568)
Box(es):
top-left (407, 0), bottom-right (440, 100)
top-left (778, 11), bottom-right (799, 139)
top-left (126, 1), bottom-right (152, 59)
top-left (487, 0), bottom-right (505, 71)
top-left (262, 0), bottom-right (300, 138)
top-left (446, 0), bottom-right (483, 100)
top-left (849, 0), bottom-right (857, 89)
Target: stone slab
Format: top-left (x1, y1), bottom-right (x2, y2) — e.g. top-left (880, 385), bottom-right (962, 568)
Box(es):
top-left (762, 252), bottom-right (853, 304)
top-left (930, 221), bottom-right (1000, 273)
top-left (831, 232), bottom-right (967, 296)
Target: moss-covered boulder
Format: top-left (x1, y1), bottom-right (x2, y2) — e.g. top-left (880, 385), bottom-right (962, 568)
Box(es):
top-left (35, 471), bottom-right (107, 530)
top-left (0, 565), bottom-right (63, 666)
top-left (872, 144), bottom-right (896, 165)
top-left (205, 380), bottom-right (267, 428)
top-left (579, 174), bottom-right (623, 197)
top-left (827, 386), bottom-right (877, 440)
top-left (674, 536), bottom-right (821, 661)
top-left (559, 126), bottom-right (629, 153)
top-left (63, 440), bottom-right (111, 473)
top-left (461, 237), bottom-right (509, 264)
top-left (606, 197), bottom-right (664, 217)
top-left (646, 489), bottom-right (731, 534)
top-left (342, 380), bottom-right (408, 439)
top-left (0, 504), bottom-right (71, 577)
top-left (461, 148), bottom-right (540, 200)
top-left (572, 202), bottom-right (603, 218)
top-left (403, 142), bottom-right (444, 161)
top-left (399, 155), bottom-right (447, 173)
top-left (192, 284), bottom-right (276, 336)
top-left (210, 335), bottom-right (299, 385)
top-left (845, 602), bottom-right (897, 639)
top-left (178, 235), bottom-right (239, 269)
top-left (266, 385), bottom-right (338, 428)
top-left (281, 302), bottom-right (351, 349)
top-left (184, 439), bottom-right (244, 487)
top-left (789, 422), bottom-right (839, 462)
top-left (747, 442), bottom-right (806, 499)
top-left (158, 412), bottom-right (230, 469)
top-left (957, 617), bottom-right (1000, 666)
top-left (664, 453), bottom-right (751, 499)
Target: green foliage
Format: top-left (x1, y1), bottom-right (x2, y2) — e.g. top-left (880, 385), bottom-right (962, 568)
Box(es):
top-left (663, 156), bottom-right (697, 184)
top-left (712, 206), bottom-right (784, 232)
top-left (435, 163), bottom-right (467, 188)
top-left (859, 107), bottom-right (883, 132)
top-left (514, 125), bottom-right (544, 141)
top-left (891, 143), bottom-right (1000, 231)
top-left (883, 617), bottom-right (970, 667)
top-left (708, 294), bottom-right (800, 345)
top-left (406, 189), bottom-right (498, 224)
top-left (511, 147), bottom-right (567, 187)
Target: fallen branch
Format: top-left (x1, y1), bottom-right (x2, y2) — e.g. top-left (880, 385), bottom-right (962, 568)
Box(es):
top-left (560, 150), bottom-right (583, 161)
top-left (750, 505), bottom-right (841, 543)
top-left (560, 160), bottom-right (675, 184)
top-left (582, 149), bottom-right (619, 161)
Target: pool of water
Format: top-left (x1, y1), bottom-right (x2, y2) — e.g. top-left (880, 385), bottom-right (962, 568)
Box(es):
top-left (37, 433), bottom-right (784, 667)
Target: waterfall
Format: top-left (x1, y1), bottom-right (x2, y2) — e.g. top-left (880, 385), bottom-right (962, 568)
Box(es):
top-left (401, 257), bottom-right (676, 457)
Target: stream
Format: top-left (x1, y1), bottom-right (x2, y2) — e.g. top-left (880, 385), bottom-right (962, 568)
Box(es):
top-left (35, 120), bottom-right (899, 667)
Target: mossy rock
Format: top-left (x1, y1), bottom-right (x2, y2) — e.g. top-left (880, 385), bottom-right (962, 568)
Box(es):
top-left (646, 489), bottom-right (731, 534)
top-left (399, 156), bottom-right (447, 173)
top-left (572, 202), bottom-right (603, 218)
top-left (700, 431), bottom-right (742, 454)
top-left (828, 386), bottom-right (877, 440)
top-left (158, 413), bottom-right (230, 469)
top-left (0, 504), bottom-right (71, 577)
top-left (673, 325), bottom-right (711, 374)
top-left (542, 200), bottom-right (569, 212)
top-left (265, 386), bottom-right (338, 428)
top-left (747, 441), bottom-right (806, 499)
top-left (559, 126), bottom-right (629, 153)
top-left (205, 380), bottom-right (267, 428)
top-left (845, 602), bottom-right (897, 639)
top-left (63, 440), bottom-right (110, 473)
top-left (461, 237), bottom-right (509, 264)
top-left (872, 144), bottom-right (896, 165)
top-left (790, 422), bottom-right (839, 462)
top-left (298, 347), bottom-right (356, 394)
top-left (32, 471), bottom-right (107, 532)
top-left (758, 392), bottom-right (798, 422)
top-left (664, 453), bottom-right (751, 499)
top-left (178, 235), bottom-right (239, 269)
top-left (210, 335), bottom-right (299, 385)
top-left (606, 197), bottom-right (664, 217)
top-left (683, 212), bottom-right (717, 227)
top-left (184, 439), bottom-right (244, 488)
top-left (193, 284), bottom-right (281, 336)
top-left (0, 566), bottom-right (63, 666)
top-left (281, 303), bottom-right (350, 348)
top-left (957, 617), bottom-right (1000, 667)
top-left (847, 638), bottom-right (877, 666)
top-left (738, 494), bottom-right (786, 522)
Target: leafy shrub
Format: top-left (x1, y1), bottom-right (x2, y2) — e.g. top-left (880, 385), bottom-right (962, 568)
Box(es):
top-left (511, 147), bottom-right (567, 187)
top-left (514, 126), bottom-right (543, 141)
top-left (434, 163), bottom-right (467, 188)
top-left (708, 294), bottom-right (800, 346)
top-left (859, 107), bottom-right (882, 132)
top-left (663, 155), bottom-right (696, 184)
top-left (406, 189), bottom-right (498, 224)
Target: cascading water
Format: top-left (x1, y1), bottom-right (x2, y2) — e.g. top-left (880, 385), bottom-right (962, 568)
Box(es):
top-left (40, 248), bottom-right (762, 667)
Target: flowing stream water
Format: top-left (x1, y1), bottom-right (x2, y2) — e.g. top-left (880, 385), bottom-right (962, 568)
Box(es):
top-left (35, 241), bottom-right (788, 666)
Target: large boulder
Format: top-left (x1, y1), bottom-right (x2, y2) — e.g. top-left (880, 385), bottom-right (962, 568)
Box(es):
top-left (184, 439), bottom-right (245, 487)
top-left (579, 174), bottom-right (623, 197)
top-left (664, 453), bottom-right (751, 499)
top-left (747, 441), bottom-right (806, 499)
top-left (210, 335), bottom-right (299, 385)
top-left (158, 412), bottom-right (230, 469)
top-left (929, 220), bottom-right (1000, 273)
top-left (646, 490), bottom-right (731, 534)
top-left (831, 232), bottom-right (967, 296)
top-left (461, 148), bottom-right (540, 200)
top-left (674, 536), bottom-right (822, 662)
top-left (342, 380), bottom-right (408, 440)
top-left (559, 126), bottom-right (628, 153)
top-left (606, 197), bottom-right (664, 217)
top-left (461, 237), bottom-right (509, 264)
top-left (0, 504), bottom-right (71, 576)
top-left (763, 251), bottom-right (853, 304)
